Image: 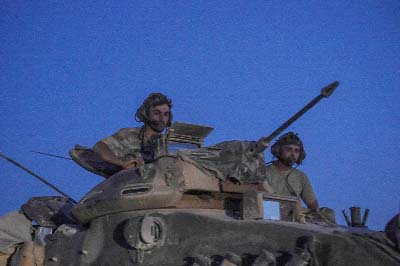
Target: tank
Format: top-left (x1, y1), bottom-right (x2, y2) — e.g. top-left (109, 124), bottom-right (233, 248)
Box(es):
top-left (3, 82), bottom-right (400, 266)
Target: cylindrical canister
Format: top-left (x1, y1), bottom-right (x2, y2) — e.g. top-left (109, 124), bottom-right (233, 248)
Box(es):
top-left (350, 206), bottom-right (361, 227)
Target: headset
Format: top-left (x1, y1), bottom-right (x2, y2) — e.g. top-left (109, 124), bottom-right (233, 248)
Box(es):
top-left (271, 132), bottom-right (306, 164)
top-left (135, 93), bottom-right (173, 127)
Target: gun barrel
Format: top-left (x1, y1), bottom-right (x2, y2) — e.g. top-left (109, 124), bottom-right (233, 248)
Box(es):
top-left (248, 81), bottom-right (340, 155)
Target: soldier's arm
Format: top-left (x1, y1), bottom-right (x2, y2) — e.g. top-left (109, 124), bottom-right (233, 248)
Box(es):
top-left (301, 174), bottom-right (319, 210)
top-left (93, 141), bottom-right (125, 168)
top-left (93, 141), bottom-right (144, 169)
top-left (306, 199), bottom-right (319, 210)
top-left (93, 141), bottom-right (143, 169)
top-left (93, 127), bottom-right (145, 169)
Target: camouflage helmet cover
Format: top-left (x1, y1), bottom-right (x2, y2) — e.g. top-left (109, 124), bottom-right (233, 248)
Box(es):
top-left (135, 93), bottom-right (173, 127)
top-left (271, 132), bottom-right (306, 164)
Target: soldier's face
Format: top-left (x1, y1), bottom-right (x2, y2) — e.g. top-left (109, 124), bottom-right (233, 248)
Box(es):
top-left (147, 104), bottom-right (170, 132)
top-left (280, 144), bottom-right (300, 166)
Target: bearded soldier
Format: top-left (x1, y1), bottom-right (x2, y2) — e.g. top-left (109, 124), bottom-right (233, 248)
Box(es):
top-left (93, 93), bottom-right (172, 170)
top-left (265, 132), bottom-right (319, 210)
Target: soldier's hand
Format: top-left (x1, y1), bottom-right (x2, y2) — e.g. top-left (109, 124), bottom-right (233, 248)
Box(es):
top-left (258, 181), bottom-right (274, 193)
top-left (122, 159), bottom-right (144, 169)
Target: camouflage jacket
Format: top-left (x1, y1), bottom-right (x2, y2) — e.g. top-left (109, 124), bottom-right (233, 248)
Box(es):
top-left (94, 127), bottom-right (167, 164)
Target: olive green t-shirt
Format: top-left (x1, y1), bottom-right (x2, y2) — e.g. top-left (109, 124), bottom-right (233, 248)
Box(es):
top-left (265, 163), bottom-right (317, 207)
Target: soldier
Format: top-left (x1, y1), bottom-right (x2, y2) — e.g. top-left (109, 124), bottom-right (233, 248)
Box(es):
top-left (265, 132), bottom-right (319, 210)
top-left (93, 92), bottom-right (172, 170)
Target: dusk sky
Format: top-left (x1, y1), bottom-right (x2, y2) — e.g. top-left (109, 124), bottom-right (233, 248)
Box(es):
top-left (1, 1), bottom-right (399, 230)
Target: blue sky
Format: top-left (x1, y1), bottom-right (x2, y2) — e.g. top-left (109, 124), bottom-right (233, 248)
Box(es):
top-left (1, 1), bottom-right (399, 230)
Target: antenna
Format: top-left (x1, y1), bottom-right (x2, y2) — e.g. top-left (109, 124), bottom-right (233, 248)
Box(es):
top-left (0, 151), bottom-right (77, 203)
top-left (30, 150), bottom-right (73, 161)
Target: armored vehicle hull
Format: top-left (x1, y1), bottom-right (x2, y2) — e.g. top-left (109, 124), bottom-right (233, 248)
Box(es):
top-left (42, 210), bottom-right (399, 266)
top-left (42, 154), bottom-right (399, 266)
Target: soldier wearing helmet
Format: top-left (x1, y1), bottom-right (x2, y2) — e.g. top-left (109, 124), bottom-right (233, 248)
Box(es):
top-left (265, 132), bottom-right (319, 210)
top-left (93, 93), bottom-right (172, 171)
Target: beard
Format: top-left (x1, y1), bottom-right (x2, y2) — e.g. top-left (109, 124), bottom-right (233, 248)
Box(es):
top-left (281, 157), bottom-right (296, 166)
top-left (148, 119), bottom-right (167, 133)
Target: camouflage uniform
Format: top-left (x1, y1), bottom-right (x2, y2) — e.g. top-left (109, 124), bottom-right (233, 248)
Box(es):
top-left (265, 163), bottom-right (317, 207)
top-left (94, 127), bottom-right (167, 164)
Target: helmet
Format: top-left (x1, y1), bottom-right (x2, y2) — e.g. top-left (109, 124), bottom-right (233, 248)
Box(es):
top-left (270, 132), bottom-right (306, 164)
top-left (135, 93), bottom-right (173, 127)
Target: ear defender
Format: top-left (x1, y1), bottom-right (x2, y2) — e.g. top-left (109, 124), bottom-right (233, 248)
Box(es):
top-left (135, 104), bottom-right (148, 123)
top-left (134, 92), bottom-right (173, 127)
top-left (270, 132), bottom-right (306, 165)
